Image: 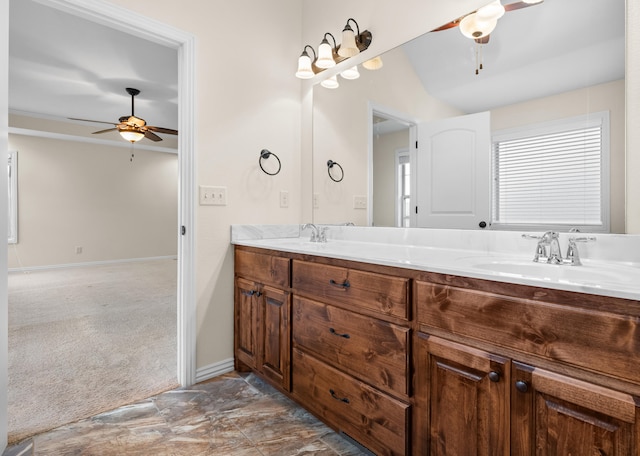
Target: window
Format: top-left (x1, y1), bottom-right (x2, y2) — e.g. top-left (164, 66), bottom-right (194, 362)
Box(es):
top-left (396, 149), bottom-right (411, 227)
top-left (8, 150), bottom-right (17, 244)
top-left (491, 112), bottom-right (609, 232)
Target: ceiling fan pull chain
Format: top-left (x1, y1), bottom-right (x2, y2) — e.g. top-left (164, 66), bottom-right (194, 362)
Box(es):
top-left (130, 143), bottom-right (135, 162)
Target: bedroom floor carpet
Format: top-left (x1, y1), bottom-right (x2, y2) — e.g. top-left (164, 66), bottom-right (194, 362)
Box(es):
top-left (7, 259), bottom-right (179, 444)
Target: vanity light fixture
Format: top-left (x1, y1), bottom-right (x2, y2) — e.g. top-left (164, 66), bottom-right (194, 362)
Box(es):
top-left (294, 18), bottom-right (373, 81)
top-left (340, 66), bottom-right (360, 80)
top-left (295, 45), bottom-right (317, 79)
top-left (316, 33), bottom-right (338, 69)
top-left (363, 56), bottom-right (383, 70)
top-left (337, 18), bottom-right (361, 58)
top-left (321, 75), bottom-right (340, 89)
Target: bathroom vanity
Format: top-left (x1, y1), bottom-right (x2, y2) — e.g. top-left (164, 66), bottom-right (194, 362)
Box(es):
top-left (232, 226), bottom-right (640, 455)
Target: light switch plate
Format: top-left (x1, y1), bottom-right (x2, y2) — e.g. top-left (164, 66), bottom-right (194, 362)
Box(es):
top-left (353, 195), bottom-right (367, 209)
top-left (199, 186), bottom-right (227, 206)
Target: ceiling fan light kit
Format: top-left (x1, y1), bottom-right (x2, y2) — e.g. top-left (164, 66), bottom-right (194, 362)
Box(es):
top-left (69, 87), bottom-right (178, 144)
top-left (295, 17), bottom-right (374, 87)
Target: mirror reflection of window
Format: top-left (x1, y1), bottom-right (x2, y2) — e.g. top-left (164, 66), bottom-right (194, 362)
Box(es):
top-left (8, 150), bottom-right (17, 244)
top-left (396, 150), bottom-right (410, 227)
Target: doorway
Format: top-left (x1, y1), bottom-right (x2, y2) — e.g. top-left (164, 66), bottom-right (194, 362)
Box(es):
top-left (4, 0), bottom-right (196, 442)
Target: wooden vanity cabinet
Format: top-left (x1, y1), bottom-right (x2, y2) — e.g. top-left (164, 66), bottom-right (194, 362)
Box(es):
top-left (234, 249), bottom-right (291, 391)
top-left (414, 277), bottom-right (640, 456)
top-left (511, 362), bottom-right (640, 456)
top-left (291, 259), bottom-right (411, 455)
top-left (413, 333), bottom-right (510, 456)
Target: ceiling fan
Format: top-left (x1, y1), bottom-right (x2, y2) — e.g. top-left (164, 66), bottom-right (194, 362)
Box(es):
top-left (433, 0), bottom-right (544, 43)
top-left (70, 87), bottom-right (178, 143)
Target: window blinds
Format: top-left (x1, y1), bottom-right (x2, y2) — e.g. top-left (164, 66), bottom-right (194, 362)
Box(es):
top-left (492, 115), bottom-right (606, 228)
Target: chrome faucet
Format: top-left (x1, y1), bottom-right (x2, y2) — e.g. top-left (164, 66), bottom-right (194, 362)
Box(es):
top-left (523, 231), bottom-right (596, 265)
top-left (301, 223), bottom-right (328, 243)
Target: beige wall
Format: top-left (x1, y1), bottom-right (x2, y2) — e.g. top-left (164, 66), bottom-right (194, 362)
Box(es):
top-left (7, 132), bottom-right (178, 268)
top-left (1, 0), bottom-right (8, 448)
top-left (491, 80), bottom-right (625, 233)
top-left (105, 0), bottom-right (304, 370)
top-left (373, 129), bottom-right (410, 227)
top-left (627, 1), bottom-right (640, 232)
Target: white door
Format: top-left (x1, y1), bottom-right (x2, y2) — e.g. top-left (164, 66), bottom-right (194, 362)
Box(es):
top-left (415, 111), bottom-right (491, 229)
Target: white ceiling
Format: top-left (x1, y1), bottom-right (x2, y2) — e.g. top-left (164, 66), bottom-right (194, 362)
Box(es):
top-left (8, 0), bottom-right (624, 139)
top-left (9, 0), bottom-right (178, 134)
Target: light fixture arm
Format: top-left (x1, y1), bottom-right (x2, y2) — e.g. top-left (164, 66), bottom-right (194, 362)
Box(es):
top-left (301, 44), bottom-right (316, 61)
top-left (344, 18), bottom-right (360, 40)
top-left (322, 32), bottom-right (337, 50)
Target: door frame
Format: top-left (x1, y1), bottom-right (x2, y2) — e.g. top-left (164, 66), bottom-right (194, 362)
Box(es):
top-left (367, 102), bottom-right (418, 227)
top-left (36, 0), bottom-right (197, 387)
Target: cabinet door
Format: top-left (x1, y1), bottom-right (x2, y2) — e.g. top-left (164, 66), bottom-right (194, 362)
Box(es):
top-left (416, 335), bottom-right (509, 456)
top-left (512, 362), bottom-right (640, 456)
top-left (259, 285), bottom-right (291, 391)
top-left (234, 277), bottom-right (261, 370)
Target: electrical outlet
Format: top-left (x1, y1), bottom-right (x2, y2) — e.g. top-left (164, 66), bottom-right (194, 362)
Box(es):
top-left (353, 196), bottom-right (367, 209)
top-left (199, 186), bottom-right (227, 206)
top-left (75, 246), bottom-right (83, 254)
top-left (280, 190), bottom-right (289, 208)
top-left (313, 193), bottom-right (320, 209)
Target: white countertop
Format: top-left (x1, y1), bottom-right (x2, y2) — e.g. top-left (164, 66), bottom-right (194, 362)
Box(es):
top-left (231, 225), bottom-right (640, 301)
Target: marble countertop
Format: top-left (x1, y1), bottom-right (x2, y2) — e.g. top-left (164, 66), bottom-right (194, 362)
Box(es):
top-left (231, 225), bottom-right (640, 301)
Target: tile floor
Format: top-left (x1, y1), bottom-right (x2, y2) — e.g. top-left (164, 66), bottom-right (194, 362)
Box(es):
top-left (3, 371), bottom-right (370, 456)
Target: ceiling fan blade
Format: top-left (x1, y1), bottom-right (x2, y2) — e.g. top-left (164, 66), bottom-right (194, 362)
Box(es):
top-left (69, 117), bottom-right (117, 126)
top-left (146, 126), bottom-right (178, 135)
top-left (504, 1), bottom-right (542, 13)
top-left (144, 130), bottom-right (163, 142)
top-left (432, 20), bottom-right (461, 32)
top-left (92, 128), bottom-right (118, 134)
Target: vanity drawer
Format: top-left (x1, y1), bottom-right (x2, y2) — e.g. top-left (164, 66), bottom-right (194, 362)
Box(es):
top-left (416, 281), bottom-right (640, 385)
top-left (292, 296), bottom-right (410, 397)
top-left (235, 248), bottom-right (290, 288)
top-left (292, 260), bottom-right (409, 320)
top-left (292, 348), bottom-right (409, 456)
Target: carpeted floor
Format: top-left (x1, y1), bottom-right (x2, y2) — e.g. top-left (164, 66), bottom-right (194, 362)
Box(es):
top-left (7, 259), bottom-right (179, 444)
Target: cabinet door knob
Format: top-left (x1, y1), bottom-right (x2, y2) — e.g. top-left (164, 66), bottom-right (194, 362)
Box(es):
top-left (515, 380), bottom-right (529, 393)
top-left (488, 371), bottom-right (500, 382)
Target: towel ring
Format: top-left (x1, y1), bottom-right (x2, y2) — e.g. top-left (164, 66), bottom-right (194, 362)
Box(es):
top-left (259, 149), bottom-right (281, 176)
top-left (327, 160), bottom-right (344, 182)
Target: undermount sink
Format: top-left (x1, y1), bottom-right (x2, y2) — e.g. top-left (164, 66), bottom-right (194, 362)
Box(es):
top-left (472, 259), bottom-right (639, 286)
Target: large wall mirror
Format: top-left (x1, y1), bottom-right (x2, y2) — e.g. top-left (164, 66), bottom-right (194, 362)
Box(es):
top-left (312, 0), bottom-right (626, 232)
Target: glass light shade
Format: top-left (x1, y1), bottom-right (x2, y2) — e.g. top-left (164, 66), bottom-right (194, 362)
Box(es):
top-left (295, 53), bottom-right (314, 79)
top-left (119, 128), bottom-right (144, 143)
top-left (477, 0), bottom-right (505, 22)
top-left (362, 56), bottom-right (383, 70)
top-left (338, 27), bottom-right (359, 58)
top-left (340, 66), bottom-right (360, 80)
top-left (459, 13), bottom-right (497, 39)
top-left (320, 75), bottom-right (339, 89)
top-left (316, 40), bottom-right (336, 69)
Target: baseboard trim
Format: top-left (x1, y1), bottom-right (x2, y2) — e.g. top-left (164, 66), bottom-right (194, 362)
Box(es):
top-left (195, 358), bottom-right (235, 384)
top-left (8, 255), bottom-right (177, 273)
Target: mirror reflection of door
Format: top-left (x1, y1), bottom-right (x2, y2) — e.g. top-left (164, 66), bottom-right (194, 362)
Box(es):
top-left (416, 111), bottom-right (491, 229)
top-left (371, 109), bottom-right (416, 227)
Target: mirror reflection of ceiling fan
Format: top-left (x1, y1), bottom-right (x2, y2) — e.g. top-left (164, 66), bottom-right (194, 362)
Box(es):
top-left (70, 87), bottom-right (178, 143)
top-left (434, 0), bottom-right (543, 42)
top-left (433, 0), bottom-right (544, 74)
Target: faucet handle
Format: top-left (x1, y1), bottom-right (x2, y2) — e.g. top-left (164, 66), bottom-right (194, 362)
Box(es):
top-left (565, 236), bottom-right (596, 266)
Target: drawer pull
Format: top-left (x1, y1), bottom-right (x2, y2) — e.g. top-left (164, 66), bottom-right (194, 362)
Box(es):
top-left (329, 279), bottom-right (350, 289)
top-left (241, 290), bottom-right (261, 297)
top-left (329, 327), bottom-right (351, 339)
top-left (488, 371), bottom-right (500, 383)
top-left (329, 389), bottom-right (350, 404)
